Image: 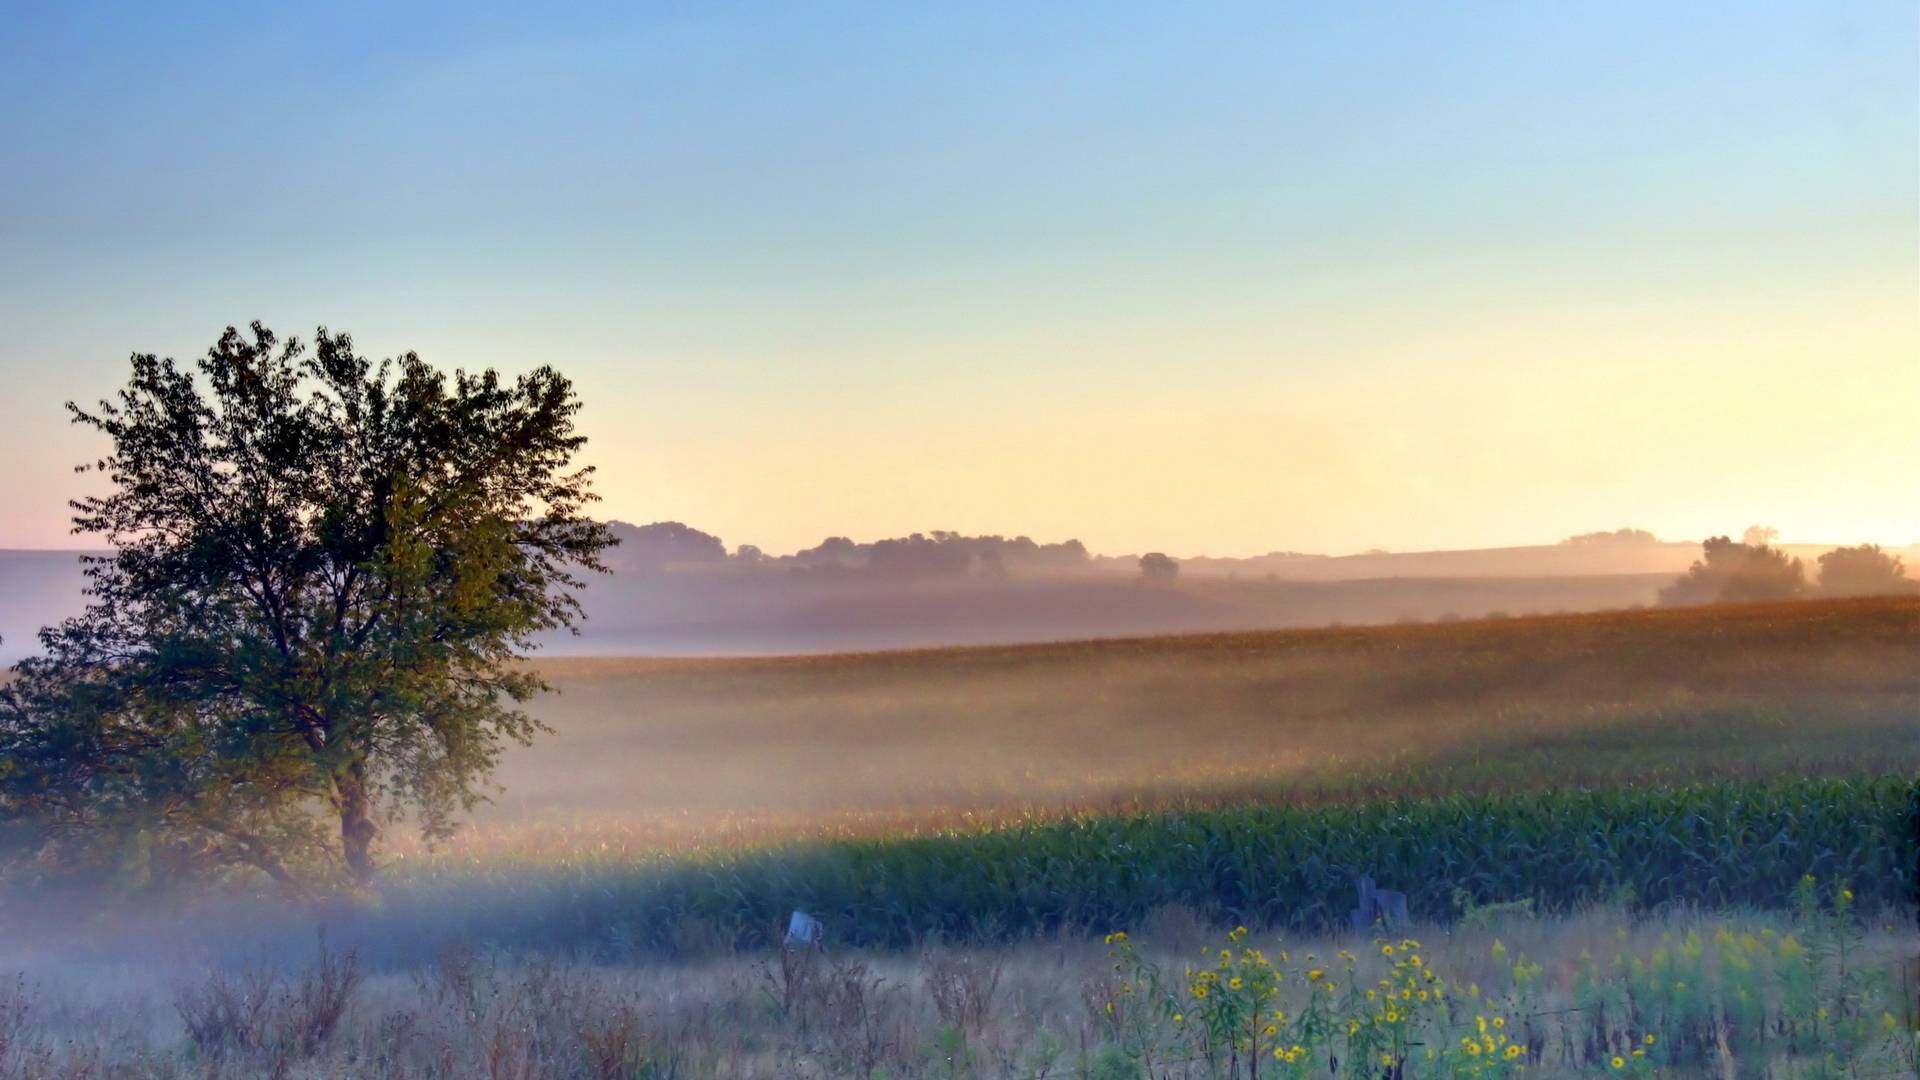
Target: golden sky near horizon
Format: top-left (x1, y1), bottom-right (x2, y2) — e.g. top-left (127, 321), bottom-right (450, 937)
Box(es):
top-left (1, 5), bottom-right (1914, 556)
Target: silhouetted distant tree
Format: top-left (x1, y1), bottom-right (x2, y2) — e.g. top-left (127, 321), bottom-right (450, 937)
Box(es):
top-left (975, 547), bottom-right (1007, 579)
top-left (868, 533), bottom-right (973, 578)
top-left (1816, 544), bottom-right (1917, 597)
top-left (780, 532), bottom-right (1090, 576)
top-left (1658, 536), bottom-right (1804, 606)
top-left (608, 520), bottom-right (725, 571)
top-left (1743, 525), bottom-right (1779, 548)
top-left (1563, 528), bottom-right (1659, 546)
top-left (1139, 552), bottom-right (1179, 582)
top-left (0, 324), bottom-right (614, 892)
top-left (792, 536), bottom-right (860, 567)
top-left (1043, 539), bottom-right (1091, 565)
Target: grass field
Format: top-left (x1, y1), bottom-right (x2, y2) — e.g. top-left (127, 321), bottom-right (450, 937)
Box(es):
top-left (469, 596), bottom-right (1920, 855)
top-left (5, 896), bottom-right (1914, 1076)
top-left (3, 599), bottom-right (1916, 1076)
top-left (291, 597), bottom-right (1920, 962)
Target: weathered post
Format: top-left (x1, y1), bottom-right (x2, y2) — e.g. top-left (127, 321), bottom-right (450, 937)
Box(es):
top-left (1351, 875), bottom-right (1410, 933)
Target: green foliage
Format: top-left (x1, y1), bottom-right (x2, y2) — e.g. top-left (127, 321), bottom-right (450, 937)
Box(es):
top-left (1103, 927), bottom-right (1559, 1077)
top-left (376, 774), bottom-right (1917, 957)
top-left (0, 323), bottom-right (614, 891)
top-left (923, 1023), bottom-right (973, 1078)
top-left (1454, 890), bottom-right (1534, 930)
top-left (1081, 1046), bottom-right (1142, 1080)
top-left (0, 903), bottom-right (1908, 1076)
top-left (1088, 908), bottom-right (1908, 1078)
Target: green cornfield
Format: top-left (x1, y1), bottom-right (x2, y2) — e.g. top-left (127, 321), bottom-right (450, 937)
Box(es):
top-left (374, 773), bottom-right (1918, 956)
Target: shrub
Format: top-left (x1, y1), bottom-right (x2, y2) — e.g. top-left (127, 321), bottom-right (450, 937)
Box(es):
top-left (1818, 544), bottom-right (1918, 598)
top-left (1660, 536), bottom-right (1805, 605)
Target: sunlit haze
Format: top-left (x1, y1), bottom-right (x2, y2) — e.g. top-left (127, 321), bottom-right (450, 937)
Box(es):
top-left (2, 3), bottom-right (1914, 555)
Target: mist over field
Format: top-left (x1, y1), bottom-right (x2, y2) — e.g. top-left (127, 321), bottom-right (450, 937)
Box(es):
top-left (0, 0), bottom-right (1914, 1072)
top-left (0, 598), bottom-right (1913, 1078)
top-left (7, 525), bottom-right (1909, 664)
top-left (470, 597), bottom-right (1920, 853)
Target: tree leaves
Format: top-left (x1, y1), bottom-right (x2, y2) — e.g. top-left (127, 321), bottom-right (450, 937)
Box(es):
top-left (0, 323), bottom-right (616, 893)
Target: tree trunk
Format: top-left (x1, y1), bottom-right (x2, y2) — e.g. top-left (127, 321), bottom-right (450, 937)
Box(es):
top-left (336, 762), bottom-right (378, 888)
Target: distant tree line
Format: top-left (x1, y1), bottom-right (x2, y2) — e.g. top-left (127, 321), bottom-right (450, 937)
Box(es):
top-left (1562, 528), bottom-right (1662, 546)
top-left (0, 325), bottom-right (1910, 901)
top-left (1658, 529), bottom-right (1915, 606)
top-left (605, 521), bottom-right (1093, 580)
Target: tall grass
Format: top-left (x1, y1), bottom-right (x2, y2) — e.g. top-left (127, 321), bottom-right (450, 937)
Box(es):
top-left (0, 904), bottom-right (1910, 1077)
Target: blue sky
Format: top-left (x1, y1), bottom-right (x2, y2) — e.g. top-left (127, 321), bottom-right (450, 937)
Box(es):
top-left (2, 2), bottom-right (1915, 554)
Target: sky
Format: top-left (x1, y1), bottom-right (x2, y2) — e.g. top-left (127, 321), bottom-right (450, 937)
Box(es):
top-left (1, 2), bottom-right (1915, 557)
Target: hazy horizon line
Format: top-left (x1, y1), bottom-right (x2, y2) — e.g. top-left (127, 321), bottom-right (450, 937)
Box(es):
top-left (5, 524), bottom-right (1916, 565)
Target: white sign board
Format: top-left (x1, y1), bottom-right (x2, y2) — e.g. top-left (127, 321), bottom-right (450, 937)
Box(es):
top-left (785, 910), bottom-right (824, 947)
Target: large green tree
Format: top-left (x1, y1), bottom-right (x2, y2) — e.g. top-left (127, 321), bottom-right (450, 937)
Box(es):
top-left (0, 324), bottom-right (615, 890)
